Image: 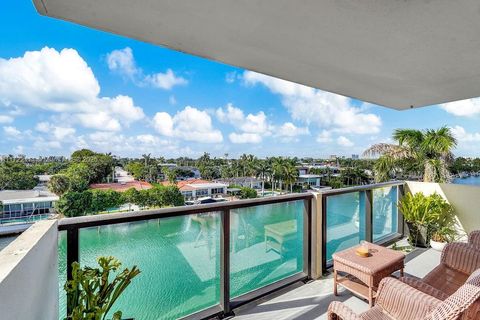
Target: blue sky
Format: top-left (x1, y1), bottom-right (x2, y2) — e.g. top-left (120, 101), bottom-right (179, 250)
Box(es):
top-left (2, 1), bottom-right (480, 158)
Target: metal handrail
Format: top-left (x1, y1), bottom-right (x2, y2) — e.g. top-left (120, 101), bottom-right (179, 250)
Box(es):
top-left (318, 180), bottom-right (405, 196)
top-left (58, 192), bottom-right (313, 230)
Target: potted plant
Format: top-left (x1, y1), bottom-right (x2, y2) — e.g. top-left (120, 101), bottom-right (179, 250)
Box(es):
top-left (398, 192), bottom-right (456, 248)
top-left (430, 226), bottom-right (456, 251)
top-left (64, 256), bottom-right (140, 320)
top-left (398, 192), bottom-right (432, 247)
top-left (429, 198), bottom-right (457, 251)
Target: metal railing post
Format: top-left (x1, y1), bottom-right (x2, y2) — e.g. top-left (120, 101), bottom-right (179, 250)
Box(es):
top-left (220, 209), bottom-right (232, 316)
top-left (365, 190), bottom-right (373, 243)
top-left (302, 198), bottom-right (312, 278)
top-left (66, 227), bottom-right (79, 316)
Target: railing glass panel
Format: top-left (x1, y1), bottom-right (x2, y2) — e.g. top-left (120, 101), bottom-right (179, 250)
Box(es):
top-left (230, 200), bottom-right (305, 298)
top-left (326, 192), bottom-right (366, 261)
top-left (372, 186), bottom-right (399, 242)
top-left (59, 214), bottom-right (221, 320)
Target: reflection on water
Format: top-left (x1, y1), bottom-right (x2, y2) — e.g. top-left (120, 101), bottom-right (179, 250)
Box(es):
top-left (0, 235), bottom-right (17, 251)
top-left (58, 201), bottom-right (305, 320)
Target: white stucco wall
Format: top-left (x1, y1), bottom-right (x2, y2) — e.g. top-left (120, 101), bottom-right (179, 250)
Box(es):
top-left (0, 219), bottom-right (58, 319)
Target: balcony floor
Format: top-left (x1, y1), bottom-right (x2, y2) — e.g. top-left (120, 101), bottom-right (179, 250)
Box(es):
top-left (234, 246), bottom-right (441, 320)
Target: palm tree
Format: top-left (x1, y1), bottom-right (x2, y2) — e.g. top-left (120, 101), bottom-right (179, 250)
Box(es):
top-left (363, 127), bottom-right (457, 183)
top-left (283, 162), bottom-right (299, 193)
top-left (254, 161), bottom-right (271, 195)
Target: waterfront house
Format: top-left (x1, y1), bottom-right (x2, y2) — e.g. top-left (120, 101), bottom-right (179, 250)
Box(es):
top-left (0, 189), bottom-right (57, 235)
top-left (214, 177), bottom-right (262, 189)
top-left (162, 179), bottom-right (228, 200)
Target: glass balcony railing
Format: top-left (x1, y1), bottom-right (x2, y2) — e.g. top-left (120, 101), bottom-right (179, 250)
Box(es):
top-left (325, 192), bottom-right (367, 261)
top-left (58, 194), bottom-right (312, 320)
top-left (322, 182), bottom-right (404, 266)
top-left (372, 186), bottom-right (399, 242)
top-left (230, 201), bottom-right (305, 298)
top-left (57, 182), bottom-right (403, 320)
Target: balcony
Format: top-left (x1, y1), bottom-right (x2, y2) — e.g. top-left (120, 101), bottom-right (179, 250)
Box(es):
top-left (0, 181), bottom-right (479, 319)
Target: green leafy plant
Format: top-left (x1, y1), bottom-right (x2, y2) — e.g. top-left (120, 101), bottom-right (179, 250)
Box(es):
top-left (64, 256), bottom-right (140, 320)
top-left (398, 192), bottom-right (456, 246)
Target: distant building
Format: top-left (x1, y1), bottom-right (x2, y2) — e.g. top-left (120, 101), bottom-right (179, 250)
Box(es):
top-left (0, 190), bottom-right (58, 220)
top-left (351, 154), bottom-right (360, 160)
top-left (90, 181), bottom-right (153, 192)
top-left (296, 174), bottom-right (322, 187)
top-left (214, 177), bottom-right (262, 189)
top-left (35, 175), bottom-right (53, 187)
top-left (329, 155), bottom-right (337, 160)
top-left (296, 166), bottom-right (309, 176)
top-left (162, 179), bottom-right (227, 199)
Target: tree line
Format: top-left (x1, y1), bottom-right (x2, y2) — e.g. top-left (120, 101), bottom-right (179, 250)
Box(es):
top-left (56, 185), bottom-right (184, 217)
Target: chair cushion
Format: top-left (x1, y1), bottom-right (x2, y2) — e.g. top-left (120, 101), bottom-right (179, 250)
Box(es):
top-left (423, 264), bottom-right (469, 296)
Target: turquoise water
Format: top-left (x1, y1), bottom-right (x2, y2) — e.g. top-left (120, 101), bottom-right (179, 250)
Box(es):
top-left (59, 201), bottom-right (305, 319)
top-left (453, 176), bottom-right (480, 186)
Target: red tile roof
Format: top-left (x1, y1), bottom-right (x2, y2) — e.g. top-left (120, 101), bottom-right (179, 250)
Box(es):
top-left (90, 181), bottom-right (153, 192)
top-left (160, 179), bottom-right (211, 191)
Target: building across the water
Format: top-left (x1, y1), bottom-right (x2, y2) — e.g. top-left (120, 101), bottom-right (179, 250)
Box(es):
top-left (162, 179), bottom-right (227, 200)
top-left (214, 177), bottom-right (262, 189)
top-left (0, 190), bottom-right (58, 219)
top-left (0, 189), bottom-right (58, 235)
top-left (296, 174), bottom-right (322, 187)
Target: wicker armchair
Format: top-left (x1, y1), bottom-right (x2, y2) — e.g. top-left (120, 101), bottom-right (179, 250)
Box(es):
top-left (468, 230), bottom-right (480, 250)
top-left (399, 242), bottom-right (480, 319)
top-left (328, 270), bottom-right (480, 320)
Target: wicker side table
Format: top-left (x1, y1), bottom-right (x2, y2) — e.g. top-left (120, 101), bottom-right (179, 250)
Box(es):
top-left (332, 242), bottom-right (405, 307)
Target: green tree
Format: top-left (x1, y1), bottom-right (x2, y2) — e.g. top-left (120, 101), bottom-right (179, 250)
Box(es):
top-left (239, 186), bottom-right (257, 199)
top-left (71, 149), bottom-right (96, 161)
top-left (48, 174), bottom-right (71, 195)
top-left (56, 191), bottom-right (93, 217)
top-left (0, 161), bottom-right (39, 190)
top-left (89, 190), bottom-right (123, 213)
top-left (364, 127), bottom-right (457, 183)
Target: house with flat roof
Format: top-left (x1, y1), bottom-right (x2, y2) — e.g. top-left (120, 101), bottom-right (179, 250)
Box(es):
top-left (162, 179), bottom-right (227, 199)
top-left (0, 189), bottom-right (58, 221)
top-left (214, 177), bottom-right (262, 189)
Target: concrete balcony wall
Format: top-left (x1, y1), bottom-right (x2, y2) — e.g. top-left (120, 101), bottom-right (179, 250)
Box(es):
top-left (0, 220), bottom-right (58, 319)
top-left (406, 181), bottom-right (480, 237)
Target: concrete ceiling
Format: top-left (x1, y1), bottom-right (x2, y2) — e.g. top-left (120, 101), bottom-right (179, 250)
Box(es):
top-left (33, 0), bottom-right (480, 110)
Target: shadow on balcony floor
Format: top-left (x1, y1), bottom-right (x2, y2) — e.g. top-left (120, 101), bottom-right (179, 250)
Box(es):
top-left (234, 247), bottom-right (441, 320)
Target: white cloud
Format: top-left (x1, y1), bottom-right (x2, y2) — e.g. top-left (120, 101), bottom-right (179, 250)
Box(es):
top-left (106, 47), bottom-right (138, 79)
top-left (337, 136), bottom-right (354, 147)
top-left (35, 121), bottom-right (76, 140)
top-left (316, 130), bottom-right (333, 143)
top-left (3, 126), bottom-right (21, 139)
top-left (277, 122), bottom-right (310, 137)
top-left (216, 103), bottom-right (271, 143)
top-left (0, 115), bottom-right (13, 123)
top-left (450, 125), bottom-right (480, 142)
top-left (153, 106), bottom-right (223, 143)
top-left (169, 95), bottom-right (177, 105)
top-left (145, 69), bottom-right (188, 90)
top-left (13, 145), bottom-right (24, 154)
top-left (0, 47), bottom-right (145, 131)
top-left (440, 98), bottom-right (480, 117)
top-left (229, 133), bottom-right (262, 144)
top-left (243, 71), bottom-right (382, 134)
top-left (153, 112), bottom-right (174, 137)
top-left (106, 47), bottom-right (187, 90)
